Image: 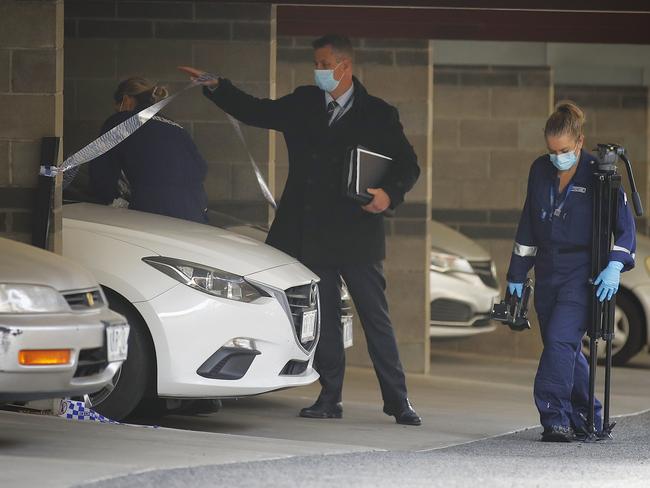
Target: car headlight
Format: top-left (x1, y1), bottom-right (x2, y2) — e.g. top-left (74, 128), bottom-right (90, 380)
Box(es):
top-left (0, 284), bottom-right (70, 313)
top-left (430, 250), bottom-right (474, 274)
top-left (142, 257), bottom-right (267, 303)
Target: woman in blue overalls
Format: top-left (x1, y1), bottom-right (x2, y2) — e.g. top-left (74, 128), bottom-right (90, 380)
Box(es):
top-left (507, 102), bottom-right (636, 442)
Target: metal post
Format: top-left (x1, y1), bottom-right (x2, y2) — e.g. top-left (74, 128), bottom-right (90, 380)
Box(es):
top-left (32, 137), bottom-right (60, 250)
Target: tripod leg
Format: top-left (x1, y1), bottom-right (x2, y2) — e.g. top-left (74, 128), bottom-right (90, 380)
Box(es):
top-left (602, 297), bottom-right (616, 438)
top-left (586, 332), bottom-right (598, 439)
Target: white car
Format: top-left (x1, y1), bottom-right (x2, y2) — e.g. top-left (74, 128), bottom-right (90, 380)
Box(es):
top-left (580, 232), bottom-right (650, 366)
top-left (208, 211), bottom-right (354, 349)
top-left (0, 237), bottom-right (128, 403)
top-left (429, 221), bottom-right (501, 339)
top-left (62, 203), bottom-right (320, 420)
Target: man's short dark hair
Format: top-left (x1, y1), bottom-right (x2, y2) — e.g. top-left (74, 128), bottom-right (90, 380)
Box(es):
top-left (312, 34), bottom-right (354, 59)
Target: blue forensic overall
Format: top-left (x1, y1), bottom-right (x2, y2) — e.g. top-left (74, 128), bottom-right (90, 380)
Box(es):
top-left (507, 150), bottom-right (636, 431)
top-left (89, 111), bottom-right (209, 223)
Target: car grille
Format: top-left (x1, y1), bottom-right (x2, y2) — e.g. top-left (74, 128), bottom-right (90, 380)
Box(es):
top-left (74, 346), bottom-right (108, 378)
top-left (469, 260), bottom-right (499, 289)
top-left (64, 289), bottom-right (104, 311)
top-left (285, 283), bottom-right (320, 352)
top-left (430, 298), bottom-right (472, 323)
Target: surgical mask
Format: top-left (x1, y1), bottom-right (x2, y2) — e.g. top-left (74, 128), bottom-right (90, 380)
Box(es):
top-left (314, 63), bottom-right (342, 93)
top-left (550, 149), bottom-right (578, 171)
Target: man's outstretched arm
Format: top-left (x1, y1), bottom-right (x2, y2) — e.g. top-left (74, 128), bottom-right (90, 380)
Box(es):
top-left (179, 66), bottom-right (293, 132)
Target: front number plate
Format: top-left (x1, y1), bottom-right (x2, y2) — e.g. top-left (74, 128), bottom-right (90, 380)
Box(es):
top-left (301, 310), bottom-right (317, 342)
top-left (106, 323), bottom-right (129, 362)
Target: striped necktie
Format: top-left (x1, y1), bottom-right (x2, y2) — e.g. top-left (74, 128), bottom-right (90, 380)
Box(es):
top-left (327, 100), bottom-right (338, 125)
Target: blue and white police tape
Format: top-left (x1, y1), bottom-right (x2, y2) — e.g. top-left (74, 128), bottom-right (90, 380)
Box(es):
top-left (40, 71), bottom-right (277, 209)
top-left (56, 399), bottom-right (158, 428)
top-left (57, 399), bottom-right (120, 424)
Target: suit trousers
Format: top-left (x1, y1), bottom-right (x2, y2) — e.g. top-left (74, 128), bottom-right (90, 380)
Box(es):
top-left (309, 262), bottom-right (408, 408)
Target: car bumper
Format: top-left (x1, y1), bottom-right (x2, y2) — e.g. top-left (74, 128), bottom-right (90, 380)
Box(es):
top-left (137, 262), bottom-right (320, 398)
top-left (0, 309), bottom-right (127, 402)
top-left (624, 282), bottom-right (650, 351)
top-left (430, 269), bottom-right (500, 339)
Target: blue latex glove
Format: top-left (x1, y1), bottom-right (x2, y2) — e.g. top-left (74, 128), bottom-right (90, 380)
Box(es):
top-left (507, 282), bottom-right (523, 298)
top-left (594, 261), bottom-right (624, 302)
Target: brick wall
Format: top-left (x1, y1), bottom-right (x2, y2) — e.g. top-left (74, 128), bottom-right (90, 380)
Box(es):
top-left (427, 65), bottom-right (553, 360)
top-left (64, 0), bottom-right (273, 224)
top-left (555, 85), bottom-right (649, 234)
top-left (431, 65), bottom-right (553, 237)
top-left (0, 0), bottom-right (64, 247)
top-left (277, 36), bottom-right (433, 373)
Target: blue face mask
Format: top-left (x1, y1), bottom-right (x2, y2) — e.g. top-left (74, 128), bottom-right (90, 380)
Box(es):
top-left (550, 149), bottom-right (578, 171)
top-left (314, 63), bottom-right (342, 93)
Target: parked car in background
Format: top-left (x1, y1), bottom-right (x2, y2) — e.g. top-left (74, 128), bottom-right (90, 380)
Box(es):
top-left (62, 203), bottom-right (321, 420)
top-left (0, 237), bottom-right (128, 403)
top-left (580, 232), bottom-right (650, 366)
top-left (429, 221), bottom-right (501, 339)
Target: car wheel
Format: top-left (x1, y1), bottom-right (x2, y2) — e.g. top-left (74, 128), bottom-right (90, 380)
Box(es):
top-left (581, 292), bottom-right (644, 366)
top-left (84, 292), bottom-right (154, 421)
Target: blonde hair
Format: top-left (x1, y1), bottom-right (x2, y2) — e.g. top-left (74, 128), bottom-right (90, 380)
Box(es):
top-left (113, 77), bottom-right (169, 109)
top-left (544, 100), bottom-right (585, 141)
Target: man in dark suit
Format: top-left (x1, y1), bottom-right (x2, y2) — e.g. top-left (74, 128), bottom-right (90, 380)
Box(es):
top-left (179, 34), bottom-right (421, 425)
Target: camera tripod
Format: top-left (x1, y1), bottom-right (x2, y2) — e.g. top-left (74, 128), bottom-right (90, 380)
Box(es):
top-left (583, 144), bottom-right (643, 441)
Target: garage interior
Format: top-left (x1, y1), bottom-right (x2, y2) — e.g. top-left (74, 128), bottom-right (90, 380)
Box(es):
top-left (2, 0), bottom-right (650, 373)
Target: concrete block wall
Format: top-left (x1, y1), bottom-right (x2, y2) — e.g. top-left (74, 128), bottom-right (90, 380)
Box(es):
top-left (0, 0), bottom-right (64, 248)
top-left (431, 65), bottom-right (553, 233)
top-left (555, 85), bottom-right (649, 234)
top-left (277, 36), bottom-right (433, 373)
top-left (430, 65), bottom-right (553, 360)
top-left (64, 0), bottom-right (273, 224)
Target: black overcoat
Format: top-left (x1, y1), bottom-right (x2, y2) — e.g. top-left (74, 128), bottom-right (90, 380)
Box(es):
top-left (204, 76), bottom-right (420, 267)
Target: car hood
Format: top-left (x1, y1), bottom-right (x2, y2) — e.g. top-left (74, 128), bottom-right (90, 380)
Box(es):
top-left (430, 220), bottom-right (491, 261)
top-left (0, 237), bottom-right (98, 292)
top-left (62, 203), bottom-right (297, 276)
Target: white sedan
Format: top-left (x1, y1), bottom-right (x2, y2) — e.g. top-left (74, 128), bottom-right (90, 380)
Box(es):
top-left (62, 203), bottom-right (320, 420)
top-left (0, 237), bottom-right (128, 403)
top-left (429, 221), bottom-right (500, 339)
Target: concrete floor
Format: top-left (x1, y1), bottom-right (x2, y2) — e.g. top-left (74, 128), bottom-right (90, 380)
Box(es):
top-left (81, 411), bottom-right (650, 488)
top-left (1, 351), bottom-right (649, 487)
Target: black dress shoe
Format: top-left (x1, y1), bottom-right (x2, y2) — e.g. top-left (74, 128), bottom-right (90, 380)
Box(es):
top-left (541, 425), bottom-right (574, 442)
top-left (299, 400), bottom-right (342, 419)
top-left (383, 399), bottom-right (422, 426)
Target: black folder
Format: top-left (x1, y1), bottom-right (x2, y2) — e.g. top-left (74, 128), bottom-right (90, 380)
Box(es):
top-left (343, 146), bottom-right (393, 205)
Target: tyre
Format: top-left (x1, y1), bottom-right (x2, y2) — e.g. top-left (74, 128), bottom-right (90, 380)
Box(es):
top-left (581, 291), bottom-right (644, 366)
top-left (84, 290), bottom-right (155, 421)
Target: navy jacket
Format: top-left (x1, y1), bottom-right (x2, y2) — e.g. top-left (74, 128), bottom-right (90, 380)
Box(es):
top-left (89, 111), bottom-right (208, 223)
top-left (507, 150), bottom-right (636, 284)
top-left (203, 77), bottom-right (420, 266)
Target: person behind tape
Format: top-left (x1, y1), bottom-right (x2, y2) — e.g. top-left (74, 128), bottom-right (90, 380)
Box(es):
top-left (89, 77), bottom-right (209, 223)
top-left (506, 101), bottom-right (636, 442)
top-left (179, 34), bottom-right (422, 425)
